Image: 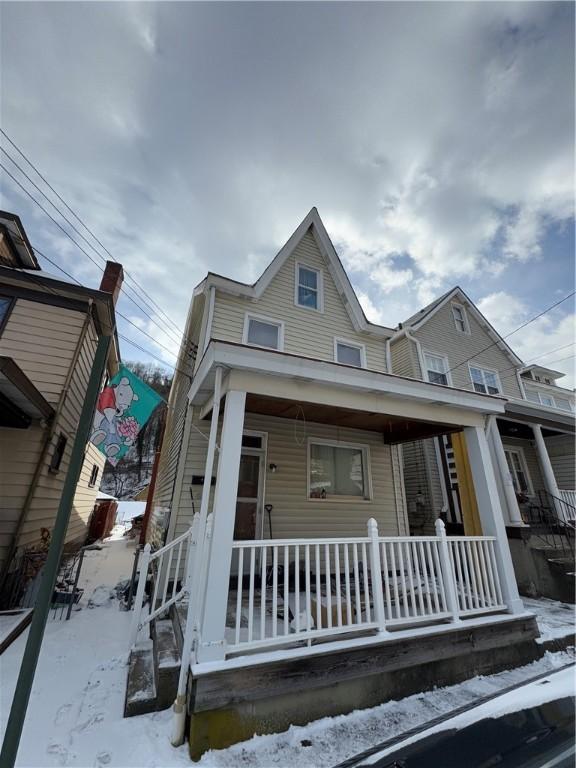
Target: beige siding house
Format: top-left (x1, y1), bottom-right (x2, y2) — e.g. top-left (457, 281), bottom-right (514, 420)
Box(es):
top-left (138, 209), bottom-right (539, 756)
top-left (0, 211), bottom-right (122, 607)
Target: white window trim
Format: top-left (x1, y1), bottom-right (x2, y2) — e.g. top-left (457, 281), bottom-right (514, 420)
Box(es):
top-left (294, 261), bottom-right (324, 313)
top-left (306, 437), bottom-right (373, 503)
top-left (451, 302), bottom-right (471, 335)
top-left (333, 337), bottom-right (367, 369)
top-left (525, 388), bottom-right (574, 411)
top-left (422, 349), bottom-right (452, 387)
top-left (503, 445), bottom-right (535, 497)
top-left (468, 363), bottom-right (502, 395)
top-left (242, 312), bottom-right (285, 351)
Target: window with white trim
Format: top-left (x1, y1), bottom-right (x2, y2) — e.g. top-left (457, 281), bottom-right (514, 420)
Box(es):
top-left (525, 389), bottom-right (572, 409)
top-left (539, 393), bottom-right (554, 407)
top-left (334, 338), bottom-right (365, 368)
top-left (308, 441), bottom-right (371, 500)
top-left (555, 397), bottom-right (572, 411)
top-left (451, 303), bottom-right (469, 333)
top-left (470, 365), bottom-right (500, 395)
top-left (296, 264), bottom-right (322, 311)
top-left (504, 448), bottom-right (533, 496)
top-left (525, 389), bottom-right (540, 403)
top-left (244, 314), bottom-right (283, 350)
top-left (424, 352), bottom-right (449, 386)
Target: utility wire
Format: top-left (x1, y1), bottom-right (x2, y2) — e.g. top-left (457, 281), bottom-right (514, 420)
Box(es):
top-left (0, 128), bottom-right (184, 337)
top-left (1, 162), bottom-right (184, 348)
top-left (444, 290), bottom-right (576, 375)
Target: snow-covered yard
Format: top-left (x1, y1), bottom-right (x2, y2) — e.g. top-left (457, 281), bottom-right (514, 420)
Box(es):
top-left (1, 534), bottom-right (574, 768)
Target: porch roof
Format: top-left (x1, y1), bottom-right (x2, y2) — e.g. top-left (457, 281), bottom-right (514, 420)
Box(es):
top-left (189, 341), bottom-right (506, 439)
top-left (502, 399), bottom-right (575, 435)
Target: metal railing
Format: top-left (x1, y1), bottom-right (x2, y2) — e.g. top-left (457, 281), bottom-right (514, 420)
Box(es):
top-left (129, 516), bottom-right (199, 648)
top-left (224, 518), bottom-right (505, 654)
top-left (557, 490), bottom-right (576, 523)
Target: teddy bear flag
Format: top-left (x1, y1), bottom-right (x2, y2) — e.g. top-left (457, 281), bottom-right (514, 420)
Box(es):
top-left (90, 365), bottom-right (164, 467)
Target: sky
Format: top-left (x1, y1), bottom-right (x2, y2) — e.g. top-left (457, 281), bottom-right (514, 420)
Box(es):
top-left (1, 2), bottom-right (574, 387)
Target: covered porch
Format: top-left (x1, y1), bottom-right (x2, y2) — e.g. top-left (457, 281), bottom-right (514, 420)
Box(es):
top-left (182, 341), bottom-right (525, 666)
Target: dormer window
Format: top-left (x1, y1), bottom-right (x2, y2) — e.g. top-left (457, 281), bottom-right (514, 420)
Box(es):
top-left (295, 263), bottom-right (323, 311)
top-left (451, 302), bottom-right (469, 334)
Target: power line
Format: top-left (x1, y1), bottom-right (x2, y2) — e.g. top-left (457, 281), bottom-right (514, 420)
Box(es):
top-left (445, 290), bottom-right (576, 376)
top-left (0, 128), bottom-right (184, 337)
top-left (1, 162), bottom-right (184, 348)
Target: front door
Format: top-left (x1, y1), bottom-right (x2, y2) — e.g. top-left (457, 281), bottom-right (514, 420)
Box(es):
top-left (234, 451), bottom-right (263, 540)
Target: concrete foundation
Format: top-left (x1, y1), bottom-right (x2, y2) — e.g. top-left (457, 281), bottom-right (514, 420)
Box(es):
top-left (187, 615), bottom-right (540, 760)
top-left (508, 529), bottom-right (575, 603)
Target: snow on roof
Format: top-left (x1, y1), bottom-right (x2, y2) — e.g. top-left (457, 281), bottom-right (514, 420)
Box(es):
top-left (96, 491), bottom-right (117, 501)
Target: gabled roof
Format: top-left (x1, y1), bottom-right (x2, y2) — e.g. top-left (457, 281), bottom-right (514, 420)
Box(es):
top-left (400, 286), bottom-right (524, 368)
top-left (194, 208), bottom-right (394, 338)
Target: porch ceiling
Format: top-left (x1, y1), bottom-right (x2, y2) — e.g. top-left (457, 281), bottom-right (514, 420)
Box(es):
top-left (244, 392), bottom-right (462, 444)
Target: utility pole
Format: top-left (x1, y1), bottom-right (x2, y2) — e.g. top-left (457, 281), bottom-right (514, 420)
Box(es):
top-left (0, 334), bottom-right (111, 768)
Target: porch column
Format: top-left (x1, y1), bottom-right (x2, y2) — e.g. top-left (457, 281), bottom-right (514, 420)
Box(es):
top-left (486, 417), bottom-right (525, 526)
top-left (532, 424), bottom-right (560, 500)
top-left (196, 390), bottom-right (246, 663)
top-left (463, 426), bottom-right (524, 614)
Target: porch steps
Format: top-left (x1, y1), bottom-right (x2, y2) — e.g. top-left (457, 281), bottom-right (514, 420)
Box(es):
top-left (124, 609), bottom-right (184, 717)
top-left (124, 641), bottom-right (157, 717)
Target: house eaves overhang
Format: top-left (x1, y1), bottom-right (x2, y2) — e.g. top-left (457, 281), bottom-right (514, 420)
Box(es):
top-left (503, 399), bottom-right (576, 434)
top-left (0, 356), bottom-right (55, 427)
top-left (189, 341), bottom-right (507, 425)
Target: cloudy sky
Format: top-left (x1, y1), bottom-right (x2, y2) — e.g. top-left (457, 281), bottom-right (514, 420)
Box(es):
top-left (1, 2), bottom-right (574, 385)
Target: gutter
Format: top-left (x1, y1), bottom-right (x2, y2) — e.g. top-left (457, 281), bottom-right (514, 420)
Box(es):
top-left (0, 304), bottom-right (94, 596)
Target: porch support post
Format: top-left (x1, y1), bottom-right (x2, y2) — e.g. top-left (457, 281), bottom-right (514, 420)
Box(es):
top-left (532, 424), bottom-right (560, 501)
top-left (434, 518), bottom-right (460, 623)
top-left (196, 389), bottom-right (246, 663)
top-left (463, 426), bottom-right (524, 614)
top-left (367, 519), bottom-right (388, 635)
top-left (486, 416), bottom-right (525, 526)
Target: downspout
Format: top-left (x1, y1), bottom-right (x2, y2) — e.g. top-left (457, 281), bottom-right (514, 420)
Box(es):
top-left (384, 337), bottom-right (392, 374)
top-left (0, 303), bottom-right (94, 596)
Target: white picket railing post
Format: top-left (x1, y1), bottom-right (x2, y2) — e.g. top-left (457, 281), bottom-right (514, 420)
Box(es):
top-left (434, 519), bottom-right (460, 623)
top-left (129, 543), bottom-right (151, 649)
top-left (193, 512), bottom-right (214, 659)
top-left (367, 518), bottom-right (388, 634)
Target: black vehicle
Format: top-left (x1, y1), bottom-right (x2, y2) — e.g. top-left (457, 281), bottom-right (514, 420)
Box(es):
top-left (336, 666), bottom-right (575, 768)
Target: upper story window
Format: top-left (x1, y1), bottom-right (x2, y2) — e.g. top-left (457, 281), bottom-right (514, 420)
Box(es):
top-left (295, 263), bottom-right (323, 312)
top-left (451, 302), bottom-right (469, 334)
top-left (0, 295), bottom-right (14, 335)
top-left (526, 389), bottom-right (573, 410)
top-left (424, 352), bottom-right (450, 386)
top-left (334, 338), bottom-right (366, 368)
top-left (308, 439), bottom-right (371, 501)
top-left (243, 313), bottom-right (284, 351)
top-left (88, 464), bottom-right (99, 487)
top-left (469, 365), bottom-right (501, 395)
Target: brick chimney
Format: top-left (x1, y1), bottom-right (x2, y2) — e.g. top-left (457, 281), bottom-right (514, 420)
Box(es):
top-left (99, 261), bottom-right (124, 306)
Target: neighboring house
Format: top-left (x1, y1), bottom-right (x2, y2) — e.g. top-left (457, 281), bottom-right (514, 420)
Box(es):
top-left (132, 209), bottom-right (543, 756)
top-left (388, 286), bottom-right (575, 601)
top-left (0, 211), bottom-right (123, 608)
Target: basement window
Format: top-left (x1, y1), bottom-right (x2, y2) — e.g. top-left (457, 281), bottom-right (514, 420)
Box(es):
top-left (49, 434), bottom-right (67, 474)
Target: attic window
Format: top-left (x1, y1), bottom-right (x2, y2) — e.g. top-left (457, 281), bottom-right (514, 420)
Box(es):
top-left (295, 263), bottom-right (323, 311)
top-left (451, 303), bottom-right (469, 334)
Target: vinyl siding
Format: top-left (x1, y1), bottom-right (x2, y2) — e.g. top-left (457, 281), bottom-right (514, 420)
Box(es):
top-left (0, 301), bottom-right (105, 572)
top-left (413, 300), bottom-right (523, 398)
top-left (389, 335), bottom-right (420, 378)
top-left (210, 230), bottom-right (388, 372)
top-left (148, 300), bottom-right (203, 546)
top-left (545, 435), bottom-right (575, 490)
top-left (522, 381), bottom-right (575, 410)
top-left (68, 443), bottom-right (106, 544)
top-left (169, 409), bottom-right (409, 543)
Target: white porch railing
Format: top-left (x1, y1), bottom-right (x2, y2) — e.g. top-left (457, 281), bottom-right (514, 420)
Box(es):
top-left (558, 490), bottom-right (576, 521)
top-left (225, 518), bottom-right (506, 655)
top-left (129, 517), bottom-right (199, 648)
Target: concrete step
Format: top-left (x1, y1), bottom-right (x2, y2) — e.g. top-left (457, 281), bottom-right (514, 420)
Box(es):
top-left (152, 617), bottom-right (181, 710)
top-left (124, 641), bottom-right (157, 717)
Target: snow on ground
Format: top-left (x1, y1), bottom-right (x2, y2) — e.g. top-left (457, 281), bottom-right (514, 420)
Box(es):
top-left (1, 536), bottom-right (575, 768)
top-left (116, 501), bottom-right (146, 524)
top-left (521, 597), bottom-right (575, 643)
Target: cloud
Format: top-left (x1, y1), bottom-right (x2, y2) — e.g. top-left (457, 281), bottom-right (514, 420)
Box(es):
top-left (478, 291), bottom-right (575, 388)
top-left (0, 2), bottom-right (573, 369)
